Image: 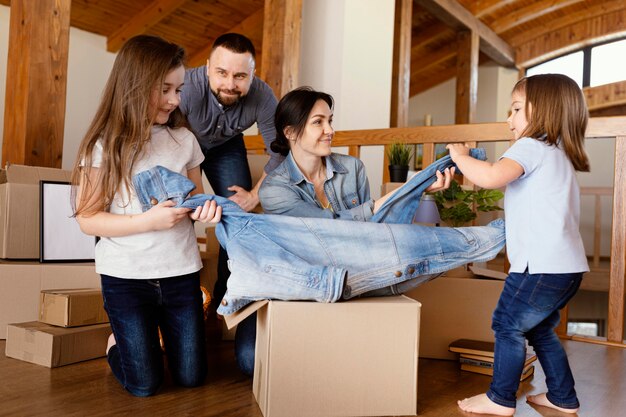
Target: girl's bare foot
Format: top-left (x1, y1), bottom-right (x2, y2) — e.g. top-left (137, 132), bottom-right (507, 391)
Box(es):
top-left (105, 333), bottom-right (116, 355)
top-left (458, 393), bottom-right (515, 416)
top-left (527, 393), bottom-right (579, 414)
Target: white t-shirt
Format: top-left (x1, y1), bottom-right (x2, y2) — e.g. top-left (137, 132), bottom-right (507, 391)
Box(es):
top-left (501, 137), bottom-right (589, 274)
top-left (90, 125), bottom-right (205, 279)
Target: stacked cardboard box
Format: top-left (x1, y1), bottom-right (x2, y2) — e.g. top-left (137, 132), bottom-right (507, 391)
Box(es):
top-left (0, 164), bottom-right (71, 259)
top-left (0, 165), bottom-right (102, 339)
top-left (0, 262), bottom-right (101, 339)
top-left (224, 296), bottom-right (421, 417)
top-left (404, 276), bottom-right (504, 360)
top-left (6, 288), bottom-right (110, 368)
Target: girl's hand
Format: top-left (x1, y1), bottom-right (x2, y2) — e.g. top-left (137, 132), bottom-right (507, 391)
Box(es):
top-left (144, 200), bottom-right (192, 231)
top-left (426, 167), bottom-right (455, 192)
top-left (446, 143), bottom-right (470, 161)
top-left (190, 200), bottom-right (222, 224)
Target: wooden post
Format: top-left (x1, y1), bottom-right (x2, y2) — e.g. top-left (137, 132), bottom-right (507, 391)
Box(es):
top-left (2, 0), bottom-right (71, 168)
top-left (386, 0), bottom-right (413, 183)
top-left (607, 136), bottom-right (626, 343)
top-left (455, 30), bottom-right (479, 125)
top-left (260, 0), bottom-right (302, 99)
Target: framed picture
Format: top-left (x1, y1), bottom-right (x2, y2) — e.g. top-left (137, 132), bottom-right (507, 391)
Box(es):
top-left (40, 181), bottom-right (96, 262)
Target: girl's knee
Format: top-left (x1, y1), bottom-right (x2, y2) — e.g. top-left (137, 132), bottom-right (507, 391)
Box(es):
top-left (125, 377), bottom-right (163, 397)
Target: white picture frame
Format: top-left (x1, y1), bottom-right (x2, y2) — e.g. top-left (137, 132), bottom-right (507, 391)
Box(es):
top-left (40, 181), bottom-right (96, 262)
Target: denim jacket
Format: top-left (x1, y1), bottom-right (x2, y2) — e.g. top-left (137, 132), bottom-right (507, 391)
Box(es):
top-left (259, 152), bottom-right (374, 221)
top-left (132, 149), bottom-right (504, 315)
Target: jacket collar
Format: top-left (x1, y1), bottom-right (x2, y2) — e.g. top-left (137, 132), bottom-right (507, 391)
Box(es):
top-left (285, 152), bottom-right (349, 185)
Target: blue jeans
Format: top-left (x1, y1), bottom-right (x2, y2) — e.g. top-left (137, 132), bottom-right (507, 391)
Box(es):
top-left (200, 133), bottom-right (252, 311)
top-left (487, 270), bottom-right (583, 409)
top-left (199, 134), bottom-right (252, 374)
top-left (101, 273), bottom-right (207, 396)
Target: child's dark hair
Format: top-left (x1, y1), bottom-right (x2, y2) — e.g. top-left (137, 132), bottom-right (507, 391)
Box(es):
top-left (513, 74), bottom-right (590, 172)
top-left (271, 87), bottom-right (334, 156)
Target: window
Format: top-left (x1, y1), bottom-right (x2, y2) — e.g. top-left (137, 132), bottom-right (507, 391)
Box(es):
top-left (526, 51), bottom-right (584, 87)
top-left (526, 37), bottom-right (626, 88)
top-left (590, 39), bottom-right (626, 87)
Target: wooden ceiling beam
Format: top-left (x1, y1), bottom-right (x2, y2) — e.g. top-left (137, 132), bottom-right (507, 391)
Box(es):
top-left (107, 0), bottom-right (188, 52)
top-left (187, 8), bottom-right (265, 69)
top-left (516, 7), bottom-right (626, 67)
top-left (410, 43), bottom-right (457, 78)
top-left (510, 0), bottom-right (626, 47)
top-left (414, 0), bottom-right (515, 67)
top-left (490, 0), bottom-right (581, 34)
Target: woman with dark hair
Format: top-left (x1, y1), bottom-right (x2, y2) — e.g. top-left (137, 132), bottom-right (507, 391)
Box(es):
top-left (259, 87), bottom-right (452, 219)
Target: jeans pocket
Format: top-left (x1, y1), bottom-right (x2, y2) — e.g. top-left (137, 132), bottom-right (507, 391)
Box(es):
top-left (528, 275), bottom-right (575, 311)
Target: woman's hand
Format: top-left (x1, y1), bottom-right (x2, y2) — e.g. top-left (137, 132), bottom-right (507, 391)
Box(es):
top-left (190, 200), bottom-right (222, 224)
top-left (425, 167), bottom-right (455, 192)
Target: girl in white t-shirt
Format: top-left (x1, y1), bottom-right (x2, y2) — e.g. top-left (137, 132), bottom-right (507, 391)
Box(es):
top-left (447, 73), bottom-right (590, 416)
top-left (71, 35), bottom-right (221, 397)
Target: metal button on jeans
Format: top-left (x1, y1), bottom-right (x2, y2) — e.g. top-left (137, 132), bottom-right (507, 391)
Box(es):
top-left (150, 197), bottom-right (158, 205)
top-left (394, 271), bottom-right (402, 277)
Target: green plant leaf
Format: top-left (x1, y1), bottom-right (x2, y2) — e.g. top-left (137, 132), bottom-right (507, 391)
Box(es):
top-left (431, 179), bottom-right (503, 226)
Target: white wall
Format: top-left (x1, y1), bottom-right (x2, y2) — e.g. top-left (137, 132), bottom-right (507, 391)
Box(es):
top-left (0, 5), bottom-right (116, 170)
top-left (301, 0), bottom-right (395, 198)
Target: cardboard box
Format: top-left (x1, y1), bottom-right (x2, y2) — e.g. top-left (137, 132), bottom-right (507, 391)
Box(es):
top-left (225, 296), bottom-right (420, 417)
top-left (404, 277), bottom-right (504, 360)
top-left (39, 289), bottom-right (108, 327)
top-left (0, 164), bottom-right (71, 259)
top-left (0, 261), bottom-right (100, 338)
top-left (5, 321), bottom-right (110, 367)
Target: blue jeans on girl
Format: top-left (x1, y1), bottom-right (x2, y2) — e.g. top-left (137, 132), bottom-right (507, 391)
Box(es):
top-left (102, 273), bottom-right (207, 396)
top-left (487, 270), bottom-right (583, 409)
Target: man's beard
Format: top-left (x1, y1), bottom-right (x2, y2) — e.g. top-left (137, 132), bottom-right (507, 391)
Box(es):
top-left (212, 88), bottom-right (242, 107)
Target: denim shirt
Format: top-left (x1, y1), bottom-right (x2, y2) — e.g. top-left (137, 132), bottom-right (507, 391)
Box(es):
top-left (259, 152), bottom-right (374, 221)
top-left (132, 148), bottom-right (505, 315)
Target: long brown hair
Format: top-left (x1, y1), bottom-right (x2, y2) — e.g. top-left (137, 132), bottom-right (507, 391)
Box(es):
top-left (514, 74), bottom-right (590, 172)
top-left (71, 35), bottom-right (186, 215)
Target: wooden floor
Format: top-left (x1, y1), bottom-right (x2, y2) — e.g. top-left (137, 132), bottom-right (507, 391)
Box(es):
top-left (1, 331), bottom-right (625, 417)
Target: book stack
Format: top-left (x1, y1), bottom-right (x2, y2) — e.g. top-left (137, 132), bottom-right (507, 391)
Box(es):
top-left (449, 339), bottom-right (537, 382)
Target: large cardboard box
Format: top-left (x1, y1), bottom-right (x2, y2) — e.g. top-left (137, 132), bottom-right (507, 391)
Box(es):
top-left (0, 164), bottom-right (71, 259)
top-left (39, 289), bottom-right (108, 327)
top-left (5, 321), bottom-right (110, 367)
top-left (225, 296), bottom-right (420, 417)
top-left (0, 261), bottom-right (100, 338)
top-left (404, 277), bottom-right (504, 360)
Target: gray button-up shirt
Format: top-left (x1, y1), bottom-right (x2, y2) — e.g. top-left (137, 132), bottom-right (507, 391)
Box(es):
top-left (180, 66), bottom-right (284, 173)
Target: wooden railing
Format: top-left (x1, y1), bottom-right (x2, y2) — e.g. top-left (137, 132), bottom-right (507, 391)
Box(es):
top-left (245, 116), bottom-right (626, 347)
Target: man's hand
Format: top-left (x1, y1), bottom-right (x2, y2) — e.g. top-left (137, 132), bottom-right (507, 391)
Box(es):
top-left (227, 185), bottom-right (259, 212)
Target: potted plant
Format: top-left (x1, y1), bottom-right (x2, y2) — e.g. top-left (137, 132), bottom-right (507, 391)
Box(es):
top-left (386, 142), bottom-right (413, 182)
top-left (431, 179), bottom-right (504, 227)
